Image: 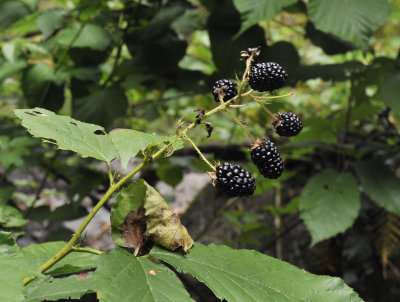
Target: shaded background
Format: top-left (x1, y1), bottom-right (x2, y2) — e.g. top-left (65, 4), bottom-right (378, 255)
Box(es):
top-left (0, 0), bottom-right (400, 301)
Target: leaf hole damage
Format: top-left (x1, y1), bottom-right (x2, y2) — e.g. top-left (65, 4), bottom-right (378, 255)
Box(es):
top-left (25, 112), bottom-right (37, 116)
top-left (70, 122), bottom-right (77, 126)
top-left (33, 111), bottom-right (43, 115)
top-left (323, 184), bottom-right (329, 190)
top-left (94, 129), bottom-right (106, 135)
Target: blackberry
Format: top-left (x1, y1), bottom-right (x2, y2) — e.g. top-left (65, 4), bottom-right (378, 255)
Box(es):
top-left (216, 162), bottom-right (256, 197)
top-left (249, 62), bottom-right (287, 92)
top-left (273, 112), bottom-right (303, 137)
top-left (212, 79), bottom-right (238, 102)
top-left (250, 140), bottom-right (283, 179)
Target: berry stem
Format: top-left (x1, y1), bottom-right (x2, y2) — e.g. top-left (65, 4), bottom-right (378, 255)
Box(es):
top-left (254, 100), bottom-right (279, 121)
top-left (184, 135), bottom-right (216, 172)
top-left (251, 91), bottom-right (293, 100)
top-left (223, 106), bottom-right (256, 143)
top-left (237, 52), bottom-right (256, 97)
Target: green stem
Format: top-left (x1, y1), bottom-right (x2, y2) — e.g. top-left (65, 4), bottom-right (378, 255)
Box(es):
top-left (24, 143), bottom-right (172, 286)
top-left (106, 162), bottom-right (113, 186)
top-left (254, 99), bottom-right (278, 121)
top-left (71, 246), bottom-right (103, 255)
top-left (223, 106), bottom-right (256, 143)
top-left (184, 135), bottom-right (216, 172)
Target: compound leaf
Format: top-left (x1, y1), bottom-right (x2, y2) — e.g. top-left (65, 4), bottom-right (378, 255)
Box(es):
top-left (151, 243), bottom-right (363, 302)
top-left (14, 108), bottom-right (117, 163)
top-left (94, 248), bottom-right (194, 302)
top-left (299, 170), bottom-right (360, 246)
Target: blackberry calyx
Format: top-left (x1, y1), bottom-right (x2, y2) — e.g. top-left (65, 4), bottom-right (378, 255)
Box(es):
top-left (212, 79), bottom-right (238, 102)
top-left (216, 162), bottom-right (256, 197)
top-left (250, 140), bottom-right (283, 179)
top-left (249, 62), bottom-right (287, 92)
top-left (273, 112), bottom-right (303, 137)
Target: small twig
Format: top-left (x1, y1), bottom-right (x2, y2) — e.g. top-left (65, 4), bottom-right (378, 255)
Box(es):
top-left (222, 101), bottom-right (256, 143)
top-left (254, 99), bottom-right (279, 121)
top-left (71, 246), bottom-right (103, 255)
top-left (24, 150), bottom-right (60, 218)
top-left (184, 135), bottom-right (216, 172)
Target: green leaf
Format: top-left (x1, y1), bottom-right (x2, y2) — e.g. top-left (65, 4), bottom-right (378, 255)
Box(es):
top-left (14, 108), bottom-right (117, 163)
top-left (21, 241), bottom-right (99, 276)
top-left (73, 87), bottom-right (128, 129)
top-left (0, 204), bottom-right (27, 227)
top-left (299, 170), bottom-right (360, 246)
top-left (111, 180), bottom-right (194, 253)
top-left (308, 0), bottom-right (392, 49)
top-left (56, 23), bottom-right (111, 51)
top-left (110, 129), bottom-right (179, 170)
top-left (233, 0), bottom-right (297, 37)
top-left (156, 163), bottom-right (183, 187)
top-left (305, 21), bottom-right (356, 55)
top-left (0, 231), bottom-right (18, 254)
top-left (94, 247), bottom-right (194, 302)
top-left (21, 63), bottom-right (65, 111)
top-left (25, 274), bottom-right (95, 302)
top-left (0, 252), bottom-right (38, 302)
top-left (36, 9), bottom-right (69, 39)
top-left (355, 160), bottom-right (400, 215)
top-left (0, 0), bottom-right (30, 29)
top-left (381, 70), bottom-right (400, 116)
top-left (0, 136), bottom-right (37, 170)
top-left (151, 243), bottom-right (363, 302)
top-left (0, 60), bottom-right (27, 84)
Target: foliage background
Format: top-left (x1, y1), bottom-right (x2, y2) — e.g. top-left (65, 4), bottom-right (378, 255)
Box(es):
top-left (0, 0), bottom-right (400, 301)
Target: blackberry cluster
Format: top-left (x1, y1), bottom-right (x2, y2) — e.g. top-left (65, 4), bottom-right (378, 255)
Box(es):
top-left (273, 112), bottom-right (303, 137)
top-left (216, 162), bottom-right (256, 197)
top-left (212, 79), bottom-right (238, 102)
top-left (250, 140), bottom-right (283, 179)
top-left (249, 62), bottom-right (287, 92)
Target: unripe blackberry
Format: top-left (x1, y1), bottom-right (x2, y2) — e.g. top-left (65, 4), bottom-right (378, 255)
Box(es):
top-left (216, 162), bottom-right (256, 197)
top-left (273, 112), bottom-right (303, 137)
top-left (212, 79), bottom-right (238, 102)
top-left (249, 62), bottom-right (287, 92)
top-left (250, 140), bottom-right (283, 179)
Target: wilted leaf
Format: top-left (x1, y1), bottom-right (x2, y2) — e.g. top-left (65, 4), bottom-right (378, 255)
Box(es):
top-left (111, 180), bottom-right (194, 253)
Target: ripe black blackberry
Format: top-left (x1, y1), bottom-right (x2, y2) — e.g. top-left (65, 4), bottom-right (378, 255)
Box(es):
top-left (250, 140), bottom-right (283, 179)
top-left (249, 62), bottom-right (287, 92)
top-left (216, 162), bottom-right (256, 197)
top-left (273, 112), bottom-right (303, 137)
top-left (212, 79), bottom-right (238, 102)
